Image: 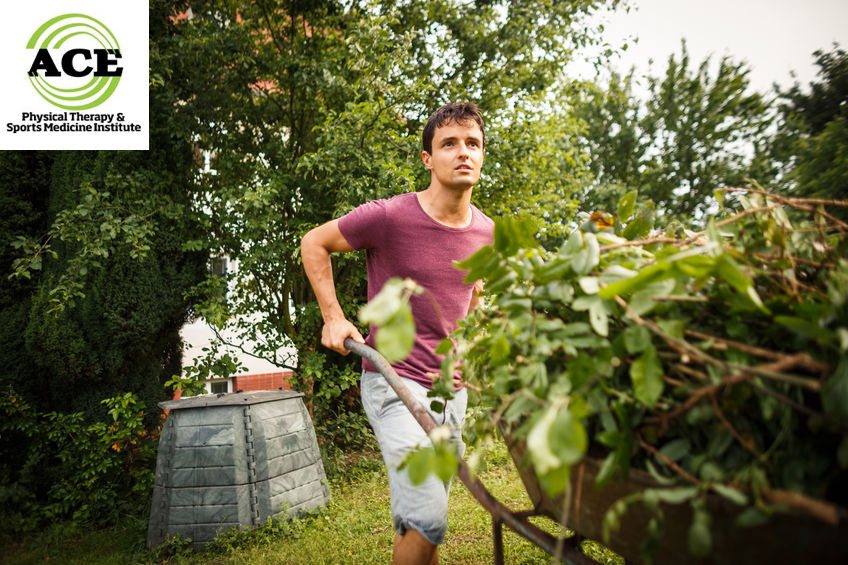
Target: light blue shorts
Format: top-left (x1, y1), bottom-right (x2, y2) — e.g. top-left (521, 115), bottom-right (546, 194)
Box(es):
top-left (360, 370), bottom-right (467, 546)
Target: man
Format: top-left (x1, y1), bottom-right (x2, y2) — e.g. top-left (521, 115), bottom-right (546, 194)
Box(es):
top-left (301, 102), bottom-right (493, 564)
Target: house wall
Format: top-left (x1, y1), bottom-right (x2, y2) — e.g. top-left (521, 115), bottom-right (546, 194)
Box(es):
top-left (233, 371), bottom-right (292, 392)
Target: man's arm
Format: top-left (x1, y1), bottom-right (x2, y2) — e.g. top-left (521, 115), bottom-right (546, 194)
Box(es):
top-left (301, 219), bottom-right (365, 355)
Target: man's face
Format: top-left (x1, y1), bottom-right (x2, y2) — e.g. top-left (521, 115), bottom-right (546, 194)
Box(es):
top-left (422, 120), bottom-right (484, 191)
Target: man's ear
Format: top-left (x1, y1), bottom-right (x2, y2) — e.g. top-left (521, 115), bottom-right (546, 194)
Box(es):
top-left (422, 150), bottom-right (432, 170)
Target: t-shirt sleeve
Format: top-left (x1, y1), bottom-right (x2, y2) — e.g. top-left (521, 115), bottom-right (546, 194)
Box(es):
top-left (337, 199), bottom-right (388, 250)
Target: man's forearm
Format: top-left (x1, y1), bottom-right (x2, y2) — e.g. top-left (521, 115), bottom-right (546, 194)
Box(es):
top-left (301, 234), bottom-right (345, 323)
top-left (301, 221), bottom-right (363, 354)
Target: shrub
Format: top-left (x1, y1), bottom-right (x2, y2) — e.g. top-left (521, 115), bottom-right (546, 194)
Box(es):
top-left (0, 388), bottom-right (158, 532)
top-left (364, 187), bottom-right (848, 560)
top-left (448, 188), bottom-right (847, 558)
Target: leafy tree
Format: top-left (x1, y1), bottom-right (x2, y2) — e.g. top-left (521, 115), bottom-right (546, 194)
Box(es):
top-left (575, 41), bottom-right (774, 222)
top-left (775, 45), bottom-right (848, 206)
top-left (781, 45), bottom-right (848, 136)
top-left (3, 2), bottom-right (208, 418)
top-left (164, 0), bottom-right (616, 417)
top-left (0, 152), bottom-right (54, 406)
top-left (570, 69), bottom-right (648, 215)
top-left (477, 99), bottom-right (591, 246)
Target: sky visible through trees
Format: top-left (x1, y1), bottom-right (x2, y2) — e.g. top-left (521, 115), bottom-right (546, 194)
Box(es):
top-left (574, 0), bottom-right (848, 94)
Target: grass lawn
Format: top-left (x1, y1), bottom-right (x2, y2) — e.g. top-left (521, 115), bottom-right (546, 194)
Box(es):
top-left (1, 445), bottom-right (623, 564)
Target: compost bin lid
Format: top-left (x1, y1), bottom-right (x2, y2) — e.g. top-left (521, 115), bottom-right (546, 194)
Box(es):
top-left (158, 389), bottom-right (304, 411)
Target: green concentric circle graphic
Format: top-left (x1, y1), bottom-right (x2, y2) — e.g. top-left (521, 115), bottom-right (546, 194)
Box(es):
top-left (26, 13), bottom-right (121, 110)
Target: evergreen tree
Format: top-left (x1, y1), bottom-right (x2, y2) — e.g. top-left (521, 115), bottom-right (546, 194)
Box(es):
top-left (3, 1), bottom-right (208, 419)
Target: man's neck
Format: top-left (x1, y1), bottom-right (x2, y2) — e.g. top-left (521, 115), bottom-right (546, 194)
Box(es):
top-left (417, 185), bottom-right (473, 228)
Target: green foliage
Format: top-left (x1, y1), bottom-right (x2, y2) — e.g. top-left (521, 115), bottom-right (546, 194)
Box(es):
top-left (0, 152), bottom-right (53, 405)
top-left (202, 515), bottom-right (311, 557)
top-left (2, 6), bottom-right (208, 420)
top-left (436, 189), bottom-right (847, 560)
top-left (162, 0), bottom-right (615, 423)
top-left (0, 388), bottom-right (158, 533)
top-left (165, 341), bottom-right (246, 398)
top-left (475, 101), bottom-right (589, 244)
top-left (146, 532), bottom-right (196, 563)
top-left (314, 404), bottom-right (381, 482)
top-left (780, 45), bottom-right (848, 136)
top-left (358, 277), bottom-right (422, 363)
top-left (396, 423), bottom-right (461, 486)
top-left (19, 157), bottom-right (207, 417)
top-left (774, 45), bottom-right (848, 211)
top-left (575, 41), bottom-right (774, 222)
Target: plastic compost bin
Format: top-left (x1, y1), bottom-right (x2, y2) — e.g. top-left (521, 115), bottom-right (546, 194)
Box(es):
top-left (147, 390), bottom-right (330, 548)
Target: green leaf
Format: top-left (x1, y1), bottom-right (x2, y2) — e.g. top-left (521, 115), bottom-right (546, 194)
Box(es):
top-left (598, 261), bottom-right (671, 299)
top-left (629, 279), bottom-right (677, 316)
top-left (572, 295), bottom-right (598, 311)
top-left (659, 438), bottom-right (690, 461)
top-left (589, 299), bottom-right (609, 337)
top-left (359, 277), bottom-right (410, 326)
top-left (496, 297), bottom-right (533, 314)
top-left (653, 486), bottom-right (697, 504)
top-left (656, 319), bottom-right (685, 341)
top-left (688, 505), bottom-right (712, 558)
top-left (631, 344), bottom-right (664, 407)
top-left (623, 325), bottom-right (651, 354)
top-left (560, 230), bottom-right (582, 255)
top-left (822, 357), bottom-right (848, 419)
top-left (594, 452), bottom-right (617, 488)
top-left (405, 448), bottom-right (434, 485)
top-left (645, 460), bottom-right (676, 485)
top-left (621, 217), bottom-right (650, 240)
top-left (776, 315), bottom-right (836, 347)
top-left (493, 215), bottom-right (538, 256)
top-left (715, 255), bottom-right (769, 312)
top-left (456, 245), bottom-right (498, 283)
top-left (734, 507), bottom-right (770, 528)
top-left (490, 333), bottom-right (510, 363)
top-left (432, 449), bottom-right (457, 482)
top-left (549, 408), bottom-right (588, 465)
top-left (435, 338), bottom-right (453, 355)
top-left (527, 405), bottom-right (561, 474)
top-left (375, 307), bottom-right (415, 363)
top-left (539, 466), bottom-right (571, 497)
top-left (571, 233), bottom-right (600, 276)
top-left (578, 276), bottom-right (601, 294)
top-left (711, 484), bottom-right (747, 506)
top-left (617, 190), bottom-right (638, 222)
top-left (486, 266), bottom-right (518, 294)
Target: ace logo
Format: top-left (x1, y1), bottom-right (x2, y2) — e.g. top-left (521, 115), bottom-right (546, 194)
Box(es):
top-left (26, 14), bottom-right (123, 110)
top-left (0, 1), bottom-right (148, 150)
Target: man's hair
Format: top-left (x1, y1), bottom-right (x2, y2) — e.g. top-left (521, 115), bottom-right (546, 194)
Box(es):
top-left (422, 102), bottom-right (485, 154)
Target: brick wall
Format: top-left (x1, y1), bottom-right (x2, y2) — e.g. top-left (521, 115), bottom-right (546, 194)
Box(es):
top-left (233, 371), bottom-right (293, 392)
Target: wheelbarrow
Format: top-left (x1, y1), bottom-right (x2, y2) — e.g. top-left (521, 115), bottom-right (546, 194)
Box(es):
top-left (345, 338), bottom-right (848, 564)
top-left (345, 338), bottom-right (599, 565)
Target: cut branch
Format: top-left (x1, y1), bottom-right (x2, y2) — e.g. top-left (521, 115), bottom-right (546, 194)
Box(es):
top-left (638, 436), bottom-right (702, 486)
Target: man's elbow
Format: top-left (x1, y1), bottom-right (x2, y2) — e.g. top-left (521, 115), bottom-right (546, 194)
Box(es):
top-left (301, 228), bottom-right (320, 257)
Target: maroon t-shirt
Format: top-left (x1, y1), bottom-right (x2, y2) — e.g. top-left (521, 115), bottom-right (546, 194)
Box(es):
top-left (338, 192), bottom-right (494, 388)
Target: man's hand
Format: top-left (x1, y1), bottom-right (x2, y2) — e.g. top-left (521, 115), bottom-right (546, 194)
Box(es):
top-left (321, 317), bottom-right (365, 355)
